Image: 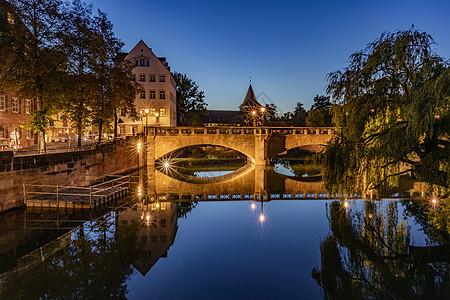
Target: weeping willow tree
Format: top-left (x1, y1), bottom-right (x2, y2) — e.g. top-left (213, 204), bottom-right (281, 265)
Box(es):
top-left (323, 28), bottom-right (449, 195)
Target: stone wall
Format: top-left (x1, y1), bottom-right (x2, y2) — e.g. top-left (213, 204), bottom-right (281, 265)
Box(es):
top-left (0, 138), bottom-right (139, 213)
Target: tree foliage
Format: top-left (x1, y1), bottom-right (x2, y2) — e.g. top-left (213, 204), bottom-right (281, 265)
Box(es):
top-left (323, 28), bottom-right (449, 194)
top-left (173, 72), bottom-right (207, 126)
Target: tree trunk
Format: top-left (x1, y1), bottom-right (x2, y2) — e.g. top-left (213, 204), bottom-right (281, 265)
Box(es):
top-left (98, 121), bottom-right (103, 142)
top-left (114, 110), bottom-right (118, 138)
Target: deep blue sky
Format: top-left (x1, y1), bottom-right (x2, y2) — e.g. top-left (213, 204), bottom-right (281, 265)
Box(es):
top-left (89, 0), bottom-right (450, 114)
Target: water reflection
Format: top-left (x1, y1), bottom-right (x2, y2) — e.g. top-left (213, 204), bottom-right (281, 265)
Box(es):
top-left (312, 200), bottom-right (450, 299)
top-left (0, 162), bottom-right (447, 299)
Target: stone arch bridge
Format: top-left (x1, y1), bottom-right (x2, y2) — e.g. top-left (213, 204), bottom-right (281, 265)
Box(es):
top-left (145, 127), bottom-right (334, 166)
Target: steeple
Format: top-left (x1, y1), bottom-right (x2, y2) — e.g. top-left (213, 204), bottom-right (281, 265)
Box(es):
top-left (239, 84), bottom-right (262, 111)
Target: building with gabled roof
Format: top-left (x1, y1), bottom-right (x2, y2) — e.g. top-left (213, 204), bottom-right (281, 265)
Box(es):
top-left (118, 40), bottom-right (177, 135)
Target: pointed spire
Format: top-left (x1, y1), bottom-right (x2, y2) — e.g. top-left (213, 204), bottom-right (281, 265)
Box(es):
top-left (240, 84), bottom-right (262, 110)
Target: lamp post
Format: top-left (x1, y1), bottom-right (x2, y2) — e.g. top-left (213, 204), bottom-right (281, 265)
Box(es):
top-left (260, 106), bottom-right (266, 126)
top-left (155, 112), bottom-right (159, 125)
top-left (144, 109), bottom-right (149, 128)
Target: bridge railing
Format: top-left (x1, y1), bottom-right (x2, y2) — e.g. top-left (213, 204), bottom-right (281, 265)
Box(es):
top-left (146, 127), bottom-right (335, 136)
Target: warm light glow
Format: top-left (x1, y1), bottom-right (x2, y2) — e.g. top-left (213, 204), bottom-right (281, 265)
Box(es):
top-left (155, 112), bottom-right (159, 117)
top-left (261, 107), bottom-right (266, 112)
top-left (368, 214), bottom-right (373, 218)
top-left (164, 162), bottom-right (169, 168)
top-left (145, 109), bottom-right (149, 114)
top-left (431, 198), bottom-right (438, 205)
top-left (252, 110), bottom-right (256, 116)
top-left (251, 203), bottom-right (256, 210)
top-left (344, 201), bottom-right (349, 208)
top-left (435, 115), bottom-right (440, 119)
top-left (137, 142), bottom-right (142, 153)
top-left (146, 214), bottom-right (150, 221)
top-left (156, 203), bottom-right (160, 208)
top-left (259, 214), bottom-right (265, 222)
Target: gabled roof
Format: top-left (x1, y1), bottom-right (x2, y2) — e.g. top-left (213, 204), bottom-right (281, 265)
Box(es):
top-left (201, 110), bottom-right (243, 124)
top-left (239, 84), bottom-right (262, 109)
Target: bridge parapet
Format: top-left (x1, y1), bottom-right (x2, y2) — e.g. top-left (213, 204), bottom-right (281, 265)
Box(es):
top-left (146, 126), bottom-right (335, 136)
top-left (145, 126), bottom-right (336, 166)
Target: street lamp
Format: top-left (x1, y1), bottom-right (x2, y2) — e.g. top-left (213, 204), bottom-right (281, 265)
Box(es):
top-left (155, 112), bottom-right (159, 125)
top-left (144, 109), bottom-right (149, 128)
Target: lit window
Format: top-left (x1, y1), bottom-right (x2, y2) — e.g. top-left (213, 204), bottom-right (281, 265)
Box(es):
top-left (139, 74), bottom-right (146, 82)
top-left (140, 91), bottom-right (146, 99)
top-left (159, 108), bottom-right (166, 117)
top-left (7, 13), bottom-right (14, 25)
top-left (159, 91), bottom-right (165, 99)
top-left (130, 74), bottom-right (135, 81)
top-left (12, 98), bottom-right (19, 113)
top-left (25, 99), bottom-right (31, 114)
top-left (149, 90), bottom-right (156, 99)
top-left (149, 74), bottom-right (155, 82)
top-left (159, 75), bottom-right (165, 82)
top-left (0, 95), bottom-right (5, 111)
top-left (150, 108), bottom-right (155, 116)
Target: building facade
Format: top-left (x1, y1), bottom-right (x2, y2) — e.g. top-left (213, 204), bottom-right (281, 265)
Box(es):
top-left (119, 40), bottom-right (177, 135)
top-left (0, 92), bottom-right (38, 150)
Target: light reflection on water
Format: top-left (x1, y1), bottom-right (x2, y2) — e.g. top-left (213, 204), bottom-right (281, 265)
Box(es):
top-left (0, 163), bottom-right (447, 299)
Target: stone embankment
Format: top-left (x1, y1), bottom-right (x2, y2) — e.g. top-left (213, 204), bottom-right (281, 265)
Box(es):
top-left (0, 138), bottom-right (139, 213)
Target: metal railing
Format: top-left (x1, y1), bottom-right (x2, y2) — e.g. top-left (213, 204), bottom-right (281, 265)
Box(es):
top-left (24, 175), bottom-right (131, 208)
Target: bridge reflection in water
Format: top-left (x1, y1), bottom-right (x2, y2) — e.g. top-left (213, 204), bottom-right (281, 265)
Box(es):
top-left (139, 163), bottom-right (427, 203)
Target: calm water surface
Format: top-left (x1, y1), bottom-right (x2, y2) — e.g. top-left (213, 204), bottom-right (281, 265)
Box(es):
top-left (0, 162), bottom-right (447, 299)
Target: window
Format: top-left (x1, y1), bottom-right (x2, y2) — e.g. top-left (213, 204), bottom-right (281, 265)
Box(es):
top-left (140, 90), bottom-right (146, 99)
top-left (149, 108), bottom-right (155, 116)
top-left (159, 91), bottom-right (165, 99)
top-left (151, 235), bottom-right (157, 243)
top-left (0, 95), bottom-right (5, 111)
top-left (120, 108), bottom-right (126, 116)
top-left (160, 235), bottom-right (167, 242)
top-left (25, 99), bottom-right (31, 114)
top-left (160, 219), bottom-right (166, 227)
top-left (119, 126), bottom-right (125, 134)
top-left (159, 108), bottom-right (166, 117)
top-left (159, 75), bottom-right (165, 82)
top-left (139, 74), bottom-right (146, 82)
top-left (26, 129), bottom-right (32, 139)
top-left (7, 13), bottom-right (14, 25)
top-left (135, 60), bottom-right (138, 66)
top-left (139, 58), bottom-right (145, 66)
top-left (149, 90), bottom-right (156, 99)
top-left (130, 74), bottom-right (135, 81)
top-left (12, 98), bottom-right (19, 113)
top-left (0, 127), bottom-right (6, 138)
top-left (149, 74), bottom-right (155, 82)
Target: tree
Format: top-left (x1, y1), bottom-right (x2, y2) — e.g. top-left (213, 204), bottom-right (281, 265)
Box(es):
top-left (173, 72), bottom-right (207, 126)
top-left (306, 108), bottom-right (330, 127)
top-left (323, 28), bottom-right (449, 194)
top-left (306, 95), bottom-right (332, 127)
top-left (4, 0), bottom-right (67, 152)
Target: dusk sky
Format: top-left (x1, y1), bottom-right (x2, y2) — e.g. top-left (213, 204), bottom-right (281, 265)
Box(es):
top-left (89, 0), bottom-right (450, 114)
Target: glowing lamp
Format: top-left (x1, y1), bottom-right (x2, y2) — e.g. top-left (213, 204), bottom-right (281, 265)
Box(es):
top-left (259, 214), bottom-right (265, 222)
top-left (343, 201), bottom-right (349, 208)
top-left (251, 203), bottom-right (256, 210)
top-left (252, 111), bottom-right (256, 116)
top-left (261, 107), bottom-right (266, 112)
top-left (145, 109), bottom-right (149, 114)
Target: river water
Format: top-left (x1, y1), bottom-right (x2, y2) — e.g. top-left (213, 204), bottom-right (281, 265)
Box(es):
top-left (0, 162), bottom-right (448, 299)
